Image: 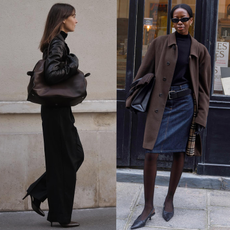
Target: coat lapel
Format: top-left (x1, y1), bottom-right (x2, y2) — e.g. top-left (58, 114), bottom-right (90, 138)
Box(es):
top-left (167, 32), bottom-right (177, 47)
top-left (190, 37), bottom-right (199, 58)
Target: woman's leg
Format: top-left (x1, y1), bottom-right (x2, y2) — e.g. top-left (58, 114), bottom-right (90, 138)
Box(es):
top-left (22, 172), bottom-right (47, 217)
top-left (41, 106), bottom-right (84, 224)
top-left (26, 173), bottom-right (47, 202)
top-left (164, 152), bottom-right (185, 212)
top-left (138, 152), bottom-right (158, 220)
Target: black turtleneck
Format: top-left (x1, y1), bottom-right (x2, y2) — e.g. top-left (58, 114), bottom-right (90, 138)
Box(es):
top-left (172, 31), bottom-right (191, 86)
top-left (60, 31), bottom-right (68, 40)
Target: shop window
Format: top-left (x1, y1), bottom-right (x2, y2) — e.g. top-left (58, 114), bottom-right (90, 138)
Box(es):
top-left (142, 0), bottom-right (168, 56)
top-left (117, 0), bottom-right (129, 89)
top-left (214, 0), bottom-right (230, 95)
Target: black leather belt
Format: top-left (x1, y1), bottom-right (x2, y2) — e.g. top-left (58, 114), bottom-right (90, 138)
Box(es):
top-left (168, 88), bottom-right (191, 100)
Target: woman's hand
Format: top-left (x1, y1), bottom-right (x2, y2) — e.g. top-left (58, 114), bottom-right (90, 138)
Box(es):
top-left (68, 53), bottom-right (79, 66)
top-left (195, 124), bottom-right (204, 135)
top-left (68, 54), bottom-right (79, 75)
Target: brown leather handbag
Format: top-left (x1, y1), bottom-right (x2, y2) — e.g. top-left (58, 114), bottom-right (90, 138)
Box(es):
top-left (27, 58), bottom-right (89, 106)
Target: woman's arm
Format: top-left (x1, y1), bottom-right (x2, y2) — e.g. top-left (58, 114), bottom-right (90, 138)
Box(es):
top-left (195, 46), bottom-right (211, 128)
top-left (44, 40), bottom-right (78, 85)
top-left (132, 39), bottom-right (156, 82)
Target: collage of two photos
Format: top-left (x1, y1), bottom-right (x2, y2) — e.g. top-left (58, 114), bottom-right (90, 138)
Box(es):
top-left (0, 0), bottom-right (230, 230)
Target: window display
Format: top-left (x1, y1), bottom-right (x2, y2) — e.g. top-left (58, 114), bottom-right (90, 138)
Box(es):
top-left (117, 0), bottom-right (129, 89)
top-left (142, 1), bottom-right (168, 56)
top-left (214, 0), bottom-right (230, 95)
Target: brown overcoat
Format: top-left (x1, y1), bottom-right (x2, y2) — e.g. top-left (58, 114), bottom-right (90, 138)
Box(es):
top-left (130, 32), bottom-right (211, 154)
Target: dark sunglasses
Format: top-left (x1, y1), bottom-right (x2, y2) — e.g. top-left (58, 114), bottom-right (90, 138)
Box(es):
top-left (171, 17), bottom-right (190, 23)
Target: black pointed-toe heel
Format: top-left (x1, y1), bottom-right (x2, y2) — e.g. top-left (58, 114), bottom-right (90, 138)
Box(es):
top-left (131, 208), bottom-right (155, 229)
top-left (22, 194), bottom-right (45, 217)
top-left (22, 193), bottom-right (29, 200)
top-left (162, 202), bottom-right (174, 222)
top-left (50, 221), bottom-right (80, 228)
top-left (60, 222), bottom-right (80, 227)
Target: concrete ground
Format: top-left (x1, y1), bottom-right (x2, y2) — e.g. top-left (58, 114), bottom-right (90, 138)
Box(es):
top-left (0, 207), bottom-right (116, 230)
top-left (1, 169), bottom-right (230, 230)
top-left (117, 169), bottom-right (230, 230)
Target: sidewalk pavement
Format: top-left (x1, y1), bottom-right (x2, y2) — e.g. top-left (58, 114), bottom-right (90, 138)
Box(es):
top-left (0, 207), bottom-right (116, 230)
top-left (117, 169), bottom-right (230, 230)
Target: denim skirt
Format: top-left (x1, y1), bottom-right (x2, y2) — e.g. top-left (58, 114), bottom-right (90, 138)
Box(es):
top-left (147, 83), bottom-right (193, 153)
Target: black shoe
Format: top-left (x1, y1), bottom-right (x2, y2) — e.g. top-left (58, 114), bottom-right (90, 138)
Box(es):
top-left (162, 202), bottom-right (174, 222)
top-left (51, 221), bottom-right (80, 227)
top-left (131, 208), bottom-right (155, 229)
top-left (22, 193), bottom-right (45, 217)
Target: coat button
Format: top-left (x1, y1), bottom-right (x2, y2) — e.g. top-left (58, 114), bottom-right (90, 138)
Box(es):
top-left (155, 110), bottom-right (158, 113)
top-left (167, 61), bottom-right (170, 66)
top-left (159, 93), bottom-right (162, 97)
top-left (163, 78), bottom-right (166, 81)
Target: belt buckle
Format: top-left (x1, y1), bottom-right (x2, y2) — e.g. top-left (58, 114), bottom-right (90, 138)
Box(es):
top-left (168, 90), bottom-right (175, 100)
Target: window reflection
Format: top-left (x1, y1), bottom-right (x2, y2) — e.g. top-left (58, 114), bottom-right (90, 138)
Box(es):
top-left (117, 0), bottom-right (129, 89)
top-left (142, 1), bottom-right (168, 56)
top-left (214, 0), bottom-right (230, 95)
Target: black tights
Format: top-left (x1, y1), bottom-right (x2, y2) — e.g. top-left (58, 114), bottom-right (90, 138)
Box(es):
top-left (139, 152), bottom-right (185, 221)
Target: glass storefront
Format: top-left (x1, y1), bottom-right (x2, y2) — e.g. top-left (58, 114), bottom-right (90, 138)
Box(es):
top-left (117, 0), bottom-right (129, 89)
top-left (142, 0), bottom-right (168, 56)
top-left (214, 0), bottom-right (230, 95)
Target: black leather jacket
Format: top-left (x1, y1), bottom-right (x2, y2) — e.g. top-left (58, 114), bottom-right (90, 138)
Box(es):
top-left (43, 32), bottom-right (79, 85)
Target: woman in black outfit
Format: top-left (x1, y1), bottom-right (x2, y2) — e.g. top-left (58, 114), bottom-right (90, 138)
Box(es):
top-left (130, 4), bottom-right (211, 229)
top-left (23, 3), bottom-right (84, 227)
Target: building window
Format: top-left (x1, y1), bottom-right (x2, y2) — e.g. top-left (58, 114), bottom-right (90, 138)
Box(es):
top-left (117, 0), bottom-right (129, 89)
top-left (142, 0), bottom-right (168, 57)
top-left (214, 0), bottom-right (230, 95)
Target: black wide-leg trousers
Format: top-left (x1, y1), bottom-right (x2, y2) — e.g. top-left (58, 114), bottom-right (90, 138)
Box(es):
top-left (26, 106), bottom-right (84, 223)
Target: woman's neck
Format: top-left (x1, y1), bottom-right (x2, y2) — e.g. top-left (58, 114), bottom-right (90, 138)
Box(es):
top-left (176, 31), bottom-right (189, 38)
top-left (60, 31), bottom-right (68, 40)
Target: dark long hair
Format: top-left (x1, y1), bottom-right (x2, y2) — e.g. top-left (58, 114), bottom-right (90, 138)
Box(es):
top-left (39, 3), bottom-right (75, 52)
